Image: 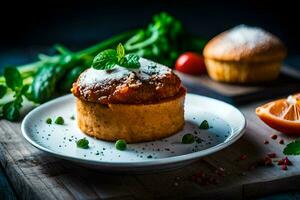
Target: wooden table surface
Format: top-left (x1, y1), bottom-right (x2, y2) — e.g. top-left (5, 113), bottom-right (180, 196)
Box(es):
top-left (1, 99), bottom-right (300, 200)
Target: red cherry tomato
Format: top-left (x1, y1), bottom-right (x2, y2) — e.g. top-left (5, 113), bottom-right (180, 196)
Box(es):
top-left (175, 52), bottom-right (206, 75)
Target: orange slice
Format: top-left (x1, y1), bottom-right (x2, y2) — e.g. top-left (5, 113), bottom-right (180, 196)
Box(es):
top-left (256, 94), bottom-right (300, 135)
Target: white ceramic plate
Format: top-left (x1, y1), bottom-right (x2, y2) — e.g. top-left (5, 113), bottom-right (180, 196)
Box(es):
top-left (22, 94), bottom-right (246, 172)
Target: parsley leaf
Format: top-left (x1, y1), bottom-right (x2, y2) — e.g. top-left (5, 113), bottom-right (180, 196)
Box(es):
top-left (76, 137), bottom-right (89, 149)
top-left (3, 97), bottom-right (23, 121)
top-left (92, 43), bottom-right (140, 70)
top-left (0, 85), bottom-right (7, 98)
top-left (1, 68), bottom-right (29, 121)
top-left (283, 140), bottom-right (300, 155)
top-left (4, 67), bottom-right (23, 91)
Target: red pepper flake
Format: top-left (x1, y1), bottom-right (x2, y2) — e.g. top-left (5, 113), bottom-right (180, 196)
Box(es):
top-left (240, 172), bottom-right (247, 176)
top-left (271, 134), bottom-right (278, 140)
top-left (281, 165), bottom-right (288, 170)
top-left (191, 169), bottom-right (224, 186)
top-left (277, 157), bottom-right (292, 166)
top-left (279, 139), bottom-right (284, 144)
top-left (267, 153), bottom-right (277, 158)
top-left (208, 176), bottom-right (214, 183)
top-left (195, 171), bottom-right (205, 178)
top-left (238, 154), bottom-right (248, 161)
top-left (208, 176), bottom-right (219, 185)
top-left (264, 140), bottom-right (269, 144)
top-left (262, 156), bottom-right (273, 166)
top-left (283, 157), bottom-right (292, 165)
top-left (191, 175), bottom-right (197, 181)
top-left (197, 177), bottom-right (208, 186)
top-left (215, 167), bottom-right (225, 177)
top-left (214, 178), bottom-right (220, 184)
top-left (277, 159), bottom-right (284, 165)
top-left (248, 164), bottom-right (257, 171)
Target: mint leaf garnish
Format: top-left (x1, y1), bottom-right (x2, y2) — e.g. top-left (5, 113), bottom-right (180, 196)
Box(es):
top-left (122, 54), bottom-right (140, 69)
top-left (92, 43), bottom-right (140, 70)
top-left (92, 49), bottom-right (118, 70)
top-left (117, 43), bottom-right (125, 60)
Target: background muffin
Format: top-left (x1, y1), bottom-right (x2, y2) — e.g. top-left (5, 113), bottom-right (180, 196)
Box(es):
top-left (203, 25), bottom-right (286, 83)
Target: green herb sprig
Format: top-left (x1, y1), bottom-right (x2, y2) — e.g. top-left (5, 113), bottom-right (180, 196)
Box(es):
top-left (0, 85), bottom-right (6, 99)
top-left (0, 12), bottom-right (206, 122)
top-left (0, 68), bottom-right (29, 121)
top-left (92, 43), bottom-right (140, 70)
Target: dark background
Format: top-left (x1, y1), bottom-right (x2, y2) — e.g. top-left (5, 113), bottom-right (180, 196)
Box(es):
top-left (1, 0), bottom-right (299, 68)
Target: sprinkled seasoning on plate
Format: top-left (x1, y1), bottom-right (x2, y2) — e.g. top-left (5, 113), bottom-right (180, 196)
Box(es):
top-left (22, 93), bottom-right (245, 171)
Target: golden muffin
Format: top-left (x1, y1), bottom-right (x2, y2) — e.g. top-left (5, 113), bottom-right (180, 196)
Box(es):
top-left (72, 58), bottom-right (186, 143)
top-left (203, 25), bottom-right (286, 83)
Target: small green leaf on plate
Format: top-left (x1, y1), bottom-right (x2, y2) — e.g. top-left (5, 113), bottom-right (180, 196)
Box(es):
top-left (115, 139), bottom-right (127, 151)
top-left (199, 120), bottom-right (209, 129)
top-left (46, 118), bottom-right (52, 124)
top-left (55, 116), bottom-right (64, 125)
top-left (76, 137), bottom-right (89, 149)
top-left (283, 140), bottom-right (300, 155)
top-left (182, 133), bottom-right (195, 144)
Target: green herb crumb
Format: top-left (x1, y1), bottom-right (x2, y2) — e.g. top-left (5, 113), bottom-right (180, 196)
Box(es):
top-left (55, 116), bottom-right (64, 125)
top-left (70, 115), bottom-right (75, 120)
top-left (182, 133), bottom-right (195, 144)
top-left (115, 139), bottom-right (127, 151)
top-left (46, 118), bottom-right (52, 124)
top-left (76, 138), bottom-right (89, 149)
top-left (199, 120), bottom-right (209, 129)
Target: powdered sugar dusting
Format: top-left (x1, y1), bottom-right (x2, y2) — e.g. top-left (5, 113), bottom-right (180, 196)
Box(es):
top-left (218, 25), bottom-right (273, 50)
top-left (78, 58), bottom-right (172, 88)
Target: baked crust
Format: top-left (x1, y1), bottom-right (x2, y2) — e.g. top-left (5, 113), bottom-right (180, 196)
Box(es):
top-left (76, 88), bottom-right (186, 143)
top-left (205, 58), bottom-right (282, 83)
top-left (203, 25), bottom-right (286, 62)
top-left (72, 58), bottom-right (182, 104)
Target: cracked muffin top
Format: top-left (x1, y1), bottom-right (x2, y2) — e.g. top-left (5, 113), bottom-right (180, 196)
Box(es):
top-left (72, 58), bottom-right (185, 104)
top-left (203, 25), bottom-right (286, 62)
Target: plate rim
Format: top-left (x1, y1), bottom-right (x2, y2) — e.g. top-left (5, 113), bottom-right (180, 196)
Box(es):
top-left (21, 93), bottom-right (246, 168)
